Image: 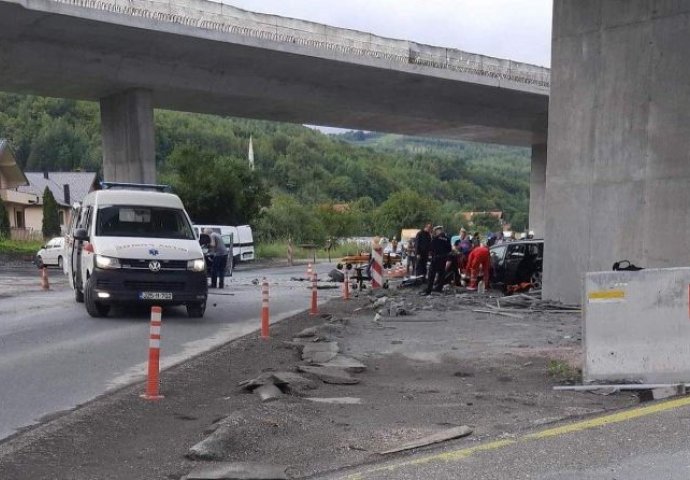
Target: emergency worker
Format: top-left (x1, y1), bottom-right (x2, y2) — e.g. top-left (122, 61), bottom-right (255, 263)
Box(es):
top-left (422, 226), bottom-right (451, 295)
top-left (415, 223), bottom-right (432, 277)
top-left (466, 242), bottom-right (490, 291)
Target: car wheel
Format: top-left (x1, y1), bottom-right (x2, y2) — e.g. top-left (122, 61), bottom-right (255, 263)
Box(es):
top-left (57, 256), bottom-right (63, 270)
top-left (84, 276), bottom-right (110, 317)
top-left (186, 301), bottom-right (206, 318)
top-left (530, 271), bottom-right (543, 290)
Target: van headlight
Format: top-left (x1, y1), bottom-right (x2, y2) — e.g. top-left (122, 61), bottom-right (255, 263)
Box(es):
top-left (95, 255), bottom-right (121, 270)
top-left (187, 258), bottom-right (206, 272)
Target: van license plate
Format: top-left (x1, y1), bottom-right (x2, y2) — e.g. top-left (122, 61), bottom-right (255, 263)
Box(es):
top-left (139, 292), bottom-right (173, 300)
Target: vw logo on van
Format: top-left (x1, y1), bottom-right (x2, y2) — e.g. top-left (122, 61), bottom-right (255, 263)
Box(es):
top-left (148, 261), bottom-right (162, 272)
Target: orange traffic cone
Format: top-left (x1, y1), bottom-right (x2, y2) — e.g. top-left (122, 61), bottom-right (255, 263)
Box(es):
top-left (41, 267), bottom-right (50, 290)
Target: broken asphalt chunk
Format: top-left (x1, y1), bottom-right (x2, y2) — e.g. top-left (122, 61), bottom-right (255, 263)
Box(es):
top-left (238, 372), bottom-right (276, 391)
top-left (294, 326), bottom-right (318, 338)
top-left (187, 424), bottom-right (234, 461)
top-left (297, 365), bottom-right (360, 384)
top-left (301, 342), bottom-right (339, 363)
top-left (316, 355), bottom-right (367, 373)
top-left (271, 371), bottom-right (317, 389)
top-left (255, 383), bottom-right (283, 402)
top-left (182, 462), bottom-right (288, 480)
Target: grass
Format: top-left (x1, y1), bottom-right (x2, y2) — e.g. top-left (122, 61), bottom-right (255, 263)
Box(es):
top-left (547, 360), bottom-right (582, 384)
top-left (255, 241), bottom-right (369, 260)
top-left (0, 238), bottom-right (44, 256)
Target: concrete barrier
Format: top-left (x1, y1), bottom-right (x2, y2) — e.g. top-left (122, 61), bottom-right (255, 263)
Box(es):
top-left (584, 268), bottom-right (690, 384)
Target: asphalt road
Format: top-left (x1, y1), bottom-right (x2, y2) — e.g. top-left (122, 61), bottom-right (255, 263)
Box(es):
top-left (325, 396), bottom-right (690, 480)
top-left (0, 262), bottom-right (340, 440)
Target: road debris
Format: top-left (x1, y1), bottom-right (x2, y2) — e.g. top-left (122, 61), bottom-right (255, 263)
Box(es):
top-left (494, 293), bottom-right (580, 312)
top-left (302, 342), bottom-right (340, 363)
top-left (316, 355), bottom-right (367, 373)
top-left (306, 397), bottom-right (362, 405)
top-left (182, 462), bottom-right (288, 480)
top-left (254, 383), bottom-right (284, 402)
top-left (187, 413), bottom-right (245, 460)
top-left (472, 308), bottom-right (525, 319)
top-left (294, 326), bottom-right (318, 338)
top-left (378, 425), bottom-right (473, 454)
top-left (239, 371), bottom-right (316, 394)
top-left (297, 365), bottom-right (360, 384)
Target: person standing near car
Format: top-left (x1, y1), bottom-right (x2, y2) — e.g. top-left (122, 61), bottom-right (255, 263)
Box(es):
top-left (205, 228), bottom-right (228, 289)
top-left (422, 225), bottom-right (451, 295)
top-left (415, 223), bottom-right (432, 277)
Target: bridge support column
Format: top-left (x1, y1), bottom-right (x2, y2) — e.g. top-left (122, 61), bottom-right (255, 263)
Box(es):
top-left (529, 143), bottom-right (546, 237)
top-left (100, 89), bottom-right (155, 184)
top-left (544, 1), bottom-right (690, 304)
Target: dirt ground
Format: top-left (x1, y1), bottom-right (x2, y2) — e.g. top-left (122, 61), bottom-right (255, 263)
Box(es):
top-left (0, 286), bottom-right (639, 480)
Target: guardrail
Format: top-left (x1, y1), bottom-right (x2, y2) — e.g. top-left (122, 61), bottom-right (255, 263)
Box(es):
top-left (48, 0), bottom-right (550, 89)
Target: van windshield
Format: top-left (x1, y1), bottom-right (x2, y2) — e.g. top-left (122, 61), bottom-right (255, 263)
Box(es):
top-left (96, 205), bottom-right (195, 239)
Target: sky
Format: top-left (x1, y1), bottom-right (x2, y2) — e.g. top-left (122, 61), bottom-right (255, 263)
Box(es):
top-left (221, 0), bottom-right (552, 67)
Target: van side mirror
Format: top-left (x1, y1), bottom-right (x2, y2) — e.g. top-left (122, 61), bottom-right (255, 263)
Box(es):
top-left (74, 228), bottom-right (89, 241)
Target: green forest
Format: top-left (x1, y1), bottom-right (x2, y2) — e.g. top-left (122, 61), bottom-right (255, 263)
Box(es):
top-left (0, 93), bottom-right (531, 243)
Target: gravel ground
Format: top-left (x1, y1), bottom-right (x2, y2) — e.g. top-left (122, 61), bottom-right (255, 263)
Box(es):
top-left (0, 286), bottom-right (639, 479)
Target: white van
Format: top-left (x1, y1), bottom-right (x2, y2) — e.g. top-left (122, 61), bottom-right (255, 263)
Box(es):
top-left (65, 183), bottom-right (208, 318)
top-left (193, 224), bottom-right (254, 264)
top-left (235, 225), bottom-right (255, 263)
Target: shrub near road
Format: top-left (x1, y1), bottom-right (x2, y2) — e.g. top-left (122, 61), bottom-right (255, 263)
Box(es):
top-left (0, 238), bottom-right (42, 257)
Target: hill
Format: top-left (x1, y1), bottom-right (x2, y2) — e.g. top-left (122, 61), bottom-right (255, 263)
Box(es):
top-left (0, 93), bottom-right (530, 241)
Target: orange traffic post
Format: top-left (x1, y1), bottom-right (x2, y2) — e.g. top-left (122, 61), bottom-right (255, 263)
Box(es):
top-left (261, 277), bottom-right (270, 339)
top-left (287, 238), bottom-right (294, 266)
top-left (307, 262), bottom-right (313, 279)
top-left (343, 269), bottom-right (350, 301)
top-left (141, 306), bottom-right (164, 401)
top-left (40, 267), bottom-right (50, 290)
top-left (310, 271), bottom-right (319, 316)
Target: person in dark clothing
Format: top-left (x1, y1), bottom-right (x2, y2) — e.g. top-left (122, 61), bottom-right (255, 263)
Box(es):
top-left (414, 223), bottom-right (432, 277)
top-left (423, 226), bottom-right (452, 294)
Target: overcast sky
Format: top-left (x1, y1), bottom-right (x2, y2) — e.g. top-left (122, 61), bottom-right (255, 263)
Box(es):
top-left (222, 0), bottom-right (552, 67)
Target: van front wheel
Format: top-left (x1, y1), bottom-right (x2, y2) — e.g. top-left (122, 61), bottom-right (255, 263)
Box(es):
top-left (84, 277), bottom-right (110, 317)
top-left (186, 301), bottom-right (206, 318)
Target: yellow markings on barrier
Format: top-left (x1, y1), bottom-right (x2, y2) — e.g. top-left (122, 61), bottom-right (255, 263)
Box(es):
top-left (341, 395), bottom-right (690, 479)
top-left (588, 289), bottom-right (626, 301)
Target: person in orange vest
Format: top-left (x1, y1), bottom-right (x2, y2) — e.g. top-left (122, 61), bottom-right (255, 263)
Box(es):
top-left (466, 242), bottom-right (490, 291)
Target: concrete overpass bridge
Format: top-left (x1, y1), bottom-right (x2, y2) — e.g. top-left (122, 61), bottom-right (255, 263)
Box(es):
top-left (0, 0), bottom-right (551, 233)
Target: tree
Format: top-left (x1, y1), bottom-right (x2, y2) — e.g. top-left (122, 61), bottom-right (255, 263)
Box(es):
top-left (255, 194), bottom-right (324, 243)
top-left (374, 190), bottom-right (439, 239)
top-left (0, 196), bottom-right (10, 238)
top-left (42, 186), bottom-right (61, 238)
top-left (469, 213), bottom-right (502, 234)
top-left (161, 145), bottom-right (270, 226)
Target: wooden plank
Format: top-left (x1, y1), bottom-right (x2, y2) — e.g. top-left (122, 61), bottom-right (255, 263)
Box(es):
top-left (379, 426), bottom-right (473, 454)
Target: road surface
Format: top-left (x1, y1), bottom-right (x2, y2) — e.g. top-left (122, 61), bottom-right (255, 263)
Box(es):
top-left (324, 395), bottom-right (690, 479)
top-left (0, 262), bottom-right (339, 440)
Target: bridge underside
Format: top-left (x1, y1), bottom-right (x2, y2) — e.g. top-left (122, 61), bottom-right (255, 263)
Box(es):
top-left (0, 1), bottom-right (547, 146)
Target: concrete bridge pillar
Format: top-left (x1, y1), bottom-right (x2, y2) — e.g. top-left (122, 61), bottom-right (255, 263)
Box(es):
top-left (529, 143), bottom-right (546, 237)
top-left (544, 1), bottom-right (690, 304)
top-left (100, 89), bottom-right (156, 184)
